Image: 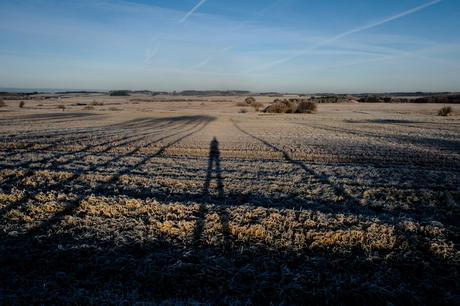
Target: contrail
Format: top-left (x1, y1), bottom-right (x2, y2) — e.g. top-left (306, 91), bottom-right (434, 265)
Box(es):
top-left (145, 0), bottom-right (209, 63)
top-left (231, 0), bottom-right (283, 32)
top-left (187, 0), bottom-right (280, 70)
top-left (246, 0), bottom-right (442, 73)
top-left (187, 46), bottom-right (233, 70)
top-left (180, 0), bottom-right (208, 24)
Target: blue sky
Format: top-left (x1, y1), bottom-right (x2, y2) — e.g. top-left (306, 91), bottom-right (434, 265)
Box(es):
top-left (0, 0), bottom-right (459, 92)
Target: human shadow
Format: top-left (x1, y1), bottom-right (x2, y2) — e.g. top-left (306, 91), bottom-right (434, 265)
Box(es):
top-left (194, 137), bottom-right (229, 248)
top-left (203, 137), bottom-right (225, 200)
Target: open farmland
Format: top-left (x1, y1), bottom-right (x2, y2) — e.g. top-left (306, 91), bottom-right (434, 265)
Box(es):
top-left (0, 96), bottom-right (459, 304)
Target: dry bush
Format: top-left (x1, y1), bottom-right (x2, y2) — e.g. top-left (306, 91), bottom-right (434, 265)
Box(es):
top-left (264, 99), bottom-right (317, 114)
top-left (239, 108), bottom-right (248, 113)
top-left (438, 106), bottom-right (453, 116)
top-left (236, 101), bottom-right (249, 107)
top-left (57, 105), bottom-right (66, 111)
top-left (264, 101), bottom-right (289, 113)
top-left (0, 99), bottom-right (5, 107)
top-left (296, 101), bottom-right (317, 113)
top-left (83, 105), bottom-right (95, 110)
top-left (108, 107), bottom-right (122, 111)
top-left (263, 100), bottom-right (295, 113)
top-left (91, 100), bottom-right (104, 106)
top-left (251, 101), bottom-right (264, 112)
top-left (245, 96), bottom-right (256, 105)
top-left (19, 101), bottom-right (25, 108)
top-left (285, 100), bottom-right (298, 113)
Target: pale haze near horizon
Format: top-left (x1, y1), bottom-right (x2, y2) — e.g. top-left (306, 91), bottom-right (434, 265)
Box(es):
top-left (0, 0), bottom-right (459, 93)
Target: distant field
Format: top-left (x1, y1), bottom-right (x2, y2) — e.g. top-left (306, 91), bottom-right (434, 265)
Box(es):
top-left (0, 95), bottom-right (459, 304)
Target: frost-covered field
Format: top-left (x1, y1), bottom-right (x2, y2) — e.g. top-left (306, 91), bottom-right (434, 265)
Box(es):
top-left (0, 97), bottom-right (459, 304)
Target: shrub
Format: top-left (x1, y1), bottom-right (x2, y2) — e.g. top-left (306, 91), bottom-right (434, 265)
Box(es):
top-left (263, 101), bottom-right (289, 113)
top-left (264, 99), bottom-right (317, 114)
top-left (383, 97), bottom-right (392, 103)
top-left (57, 105), bottom-right (66, 111)
top-left (359, 95), bottom-right (380, 103)
top-left (239, 108), bottom-right (248, 113)
top-left (110, 90), bottom-right (130, 96)
top-left (19, 101), bottom-right (25, 108)
top-left (296, 101), bottom-right (317, 113)
top-left (0, 99), bottom-right (5, 107)
top-left (245, 96), bottom-right (256, 105)
top-left (236, 101), bottom-right (249, 107)
top-left (285, 100), bottom-right (297, 113)
top-left (83, 105), bottom-right (95, 110)
top-left (91, 100), bottom-right (104, 106)
top-left (251, 101), bottom-right (264, 112)
top-left (108, 107), bottom-right (121, 111)
top-left (438, 106), bottom-right (453, 116)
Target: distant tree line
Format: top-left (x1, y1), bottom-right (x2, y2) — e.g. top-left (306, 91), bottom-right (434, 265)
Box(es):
top-left (358, 94), bottom-right (460, 103)
top-left (109, 90), bottom-right (130, 96)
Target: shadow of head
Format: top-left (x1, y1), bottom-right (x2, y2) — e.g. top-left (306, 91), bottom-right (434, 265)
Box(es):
top-left (210, 137), bottom-right (219, 153)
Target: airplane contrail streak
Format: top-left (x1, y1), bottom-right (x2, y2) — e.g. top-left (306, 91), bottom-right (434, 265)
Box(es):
top-left (180, 0), bottom-right (208, 24)
top-left (245, 0), bottom-right (442, 73)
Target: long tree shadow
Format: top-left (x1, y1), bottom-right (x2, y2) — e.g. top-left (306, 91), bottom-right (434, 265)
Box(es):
top-left (0, 115), bottom-right (201, 150)
top-left (99, 116), bottom-right (212, 189)
top-left (231, 120), bottom-right (459, 227)
top-left (0, 112), bottom-right (103, 125)
top-left (0, 115), bottom-right (215, 237)
top-left (231, 120), bottom-right (386, 216)
top-left (296, 121), bottom-right (460, 164)
top-left (2, 116), bottom-right (192, 169)
top-left (0, 121), bottom-right (167, 161)
top-left (0, 118), bottom-right (184, 189)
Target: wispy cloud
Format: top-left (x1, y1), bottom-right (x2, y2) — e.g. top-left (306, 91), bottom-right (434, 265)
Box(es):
top-left (231, 0), bottom-right (283, 32)
top-left (179, 0), bottom-right (208, 24)
top-left (186, 45), bottom-right (233, 70)
top-left (245, 0), bottom-right (443, 73)
top-left (145, 0), bottom-right (209, 63)
top-left (144, 43), bottom-right (160, 64)
top-left (186, 0), bottom-right (280, 70)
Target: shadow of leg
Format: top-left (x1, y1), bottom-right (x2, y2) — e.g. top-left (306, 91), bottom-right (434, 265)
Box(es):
top-left (194, 137), bottom-right (229, 248)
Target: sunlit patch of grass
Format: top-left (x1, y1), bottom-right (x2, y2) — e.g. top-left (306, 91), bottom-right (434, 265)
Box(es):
top-left (24, 202), bottom-right (68, 220)
top-left (0, 192), bottom-right (24, 204)
top-left (79, 173), bottom-right (112, 185)
top-left (428, 240), bottom-right (457, 259)
top-left (0, 169), bottom-right (26, 180)
top-left (69, 196), bottom-right (402, 253)
top-left (4, 209), bottom-right (32, 222)
top-left (21, 170), bottom-right (74, 187)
